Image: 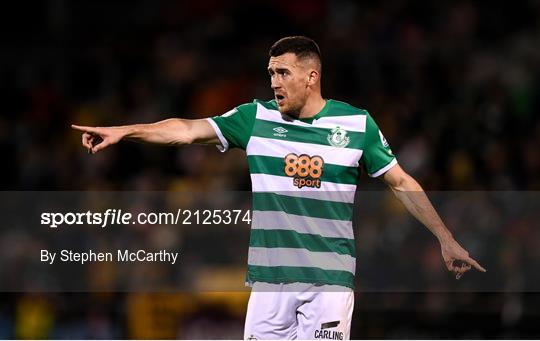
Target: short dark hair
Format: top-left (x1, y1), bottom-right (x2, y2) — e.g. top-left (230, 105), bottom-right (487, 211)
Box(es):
top-left (269, 36), bottom-right (321, 64)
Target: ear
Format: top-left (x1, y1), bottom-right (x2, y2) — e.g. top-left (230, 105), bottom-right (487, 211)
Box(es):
top-left (307, 69), bottom-right (319, 86)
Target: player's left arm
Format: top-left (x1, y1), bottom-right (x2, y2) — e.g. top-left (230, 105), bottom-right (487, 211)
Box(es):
top-left (381, 164), bottom-right (487, 279)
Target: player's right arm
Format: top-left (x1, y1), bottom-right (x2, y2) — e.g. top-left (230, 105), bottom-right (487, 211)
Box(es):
top-left (71, 118), bottom-right (219, 154)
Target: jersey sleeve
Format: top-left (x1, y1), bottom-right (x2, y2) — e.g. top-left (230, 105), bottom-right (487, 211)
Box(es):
top-left (206, 102), bottom-right (257, 152)
top-left (361, 113), bottom-right (398, 177)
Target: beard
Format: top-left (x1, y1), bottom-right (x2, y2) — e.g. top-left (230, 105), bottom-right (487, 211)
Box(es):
top-left (280, 106), bottom-right (301, 119)
top-left (278, 96), bottom-right (306, 119)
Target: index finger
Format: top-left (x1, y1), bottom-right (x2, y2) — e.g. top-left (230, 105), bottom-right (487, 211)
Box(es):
top-left (71, 124), bottom-right (100, 134)
top-left (465, 256), bottom-right (486, 272)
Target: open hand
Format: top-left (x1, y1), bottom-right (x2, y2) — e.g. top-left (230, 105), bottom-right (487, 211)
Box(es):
top-left (441, 239), bottom-right (486, 279)
top-left (71, 125), bottom-right (125, 154)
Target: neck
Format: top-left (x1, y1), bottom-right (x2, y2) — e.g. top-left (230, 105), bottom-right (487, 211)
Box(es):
top-left (298, 94), bottom-right (326, 119)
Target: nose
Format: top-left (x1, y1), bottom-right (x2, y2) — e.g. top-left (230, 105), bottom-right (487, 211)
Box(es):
top-left (271, 75), bottom-right (281, 90)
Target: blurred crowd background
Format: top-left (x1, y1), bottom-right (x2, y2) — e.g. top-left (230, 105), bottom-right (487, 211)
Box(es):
top-left (0, 0), bottom-right (539, 339)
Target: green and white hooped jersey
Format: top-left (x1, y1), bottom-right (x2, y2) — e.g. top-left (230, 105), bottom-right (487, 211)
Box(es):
top-left (207, 99), bottom-right (397, 289)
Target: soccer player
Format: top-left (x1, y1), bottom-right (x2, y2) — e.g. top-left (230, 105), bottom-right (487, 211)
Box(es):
top-left (72, 36), bottom-right (486, 340)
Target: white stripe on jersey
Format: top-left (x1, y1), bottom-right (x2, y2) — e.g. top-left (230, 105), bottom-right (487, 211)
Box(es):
top-left (252, 211), bottom-right (354, 240)
top-left (247, 136), bottom-right (363, 167)
top-left (250, 174), bottom-right (356, 203)
top-left (248, 247), bottom-right (356, 273)
top-left (316, 115), bottom-right (366, 132)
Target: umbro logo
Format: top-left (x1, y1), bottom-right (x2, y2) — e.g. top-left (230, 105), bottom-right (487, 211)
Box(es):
top-left (273, 126), bottom-right (288, 137)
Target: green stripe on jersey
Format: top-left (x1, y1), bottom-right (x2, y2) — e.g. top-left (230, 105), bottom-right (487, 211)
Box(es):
top-left (327, 100), bottom-right (369, 117)
top-left (247, 265), bottom-right (354, 288)
top-left (252, 119), bottom-right (365, 149)
top-left (253, 192), bottom-right (353, 221)
top-left (248, 155), bottom-right (359, 185)
top-left (250, 229), bottom-right (356, 257)
top-left (255, 99), bottom-right (278, 110)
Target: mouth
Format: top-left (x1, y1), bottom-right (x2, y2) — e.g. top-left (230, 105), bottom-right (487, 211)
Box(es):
top-left (275, 94), bottom-right (285, 105)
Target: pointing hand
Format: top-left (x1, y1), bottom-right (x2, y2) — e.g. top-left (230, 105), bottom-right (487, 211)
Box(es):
top-left (71, 125), bottom-right (126, 154)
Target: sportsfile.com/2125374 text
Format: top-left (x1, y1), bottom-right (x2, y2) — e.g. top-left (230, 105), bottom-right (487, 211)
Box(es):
top-left (40, 209), bottom-right (252, 228)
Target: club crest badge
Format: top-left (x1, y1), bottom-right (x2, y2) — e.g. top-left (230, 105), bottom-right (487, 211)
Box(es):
top-left (327, 126), bottom-right (350, 148)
